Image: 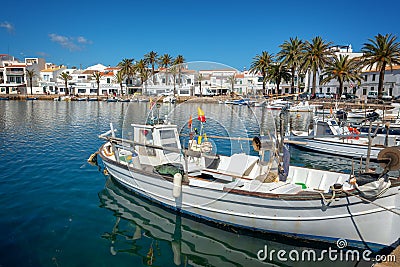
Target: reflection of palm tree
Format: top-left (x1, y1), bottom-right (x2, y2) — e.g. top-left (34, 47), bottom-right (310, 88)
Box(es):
top-left (277, 37), bottom-right (304, 94)
top-left (59, 72), bottom-right (71, 95)
top-left (301, 36), bottom-right (333, 95)
top-left (267, 62), bottom-right (291, 95)
top-left (144, 51), bottom-right (158, 84)
top-left (249, 51), bottom-right (273, 95)
top-left (118, 58), bottom-right (135, 95)
top-left (114, 71), bottom-right (125, 96)
top-left (320, 55), bottom-right (362, 97)
top-left (159, 54), bottom-right (173, 85)
top-left (26, 69), bottom-right (36, 95)
top-left (362, 33), bottom-right (400, 99)
top-left (92, 71), bottom-right (103, 97)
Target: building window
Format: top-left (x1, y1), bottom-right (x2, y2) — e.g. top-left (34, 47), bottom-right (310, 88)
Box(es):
top-left (187, 79), bottom-right (191, 84)
top-left (364, 75), bottom-right (368, 81)
top-left (107, 78), bottom-right (111, 83)
top-left (327, 87), bottom-right (330, 93)
top-left (371, 86), bottom-right (374, 91)
top-left (372, 74), bottom-right (376, 81)
top-left (319, 88), bottom-right (322, 93)
top-left (363, 87), bottom-right (367, 95)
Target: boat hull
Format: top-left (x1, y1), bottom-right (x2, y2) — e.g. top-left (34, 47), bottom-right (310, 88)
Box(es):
top-left (100, 153), bottom-right (400, 252)
top-left (289, 137), bottom-right (382, 160)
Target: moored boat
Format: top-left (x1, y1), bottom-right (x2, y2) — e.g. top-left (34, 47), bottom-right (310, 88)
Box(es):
top-left (94, 111), bottom-right (400, 252)
top-left (288, 116), bottom-right (400, 160)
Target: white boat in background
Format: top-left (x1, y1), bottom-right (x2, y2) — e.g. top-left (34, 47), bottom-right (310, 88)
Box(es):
top-left (94, 114), bottom-right (400, 251)
top-left (289, 101), bottom-right (321, 112)
top-left (288, 116), bottom-right (400, 160)
top-left (265, 99), bottom-right (292, 110)
top-left (163, 95), bottom-right (176, 103)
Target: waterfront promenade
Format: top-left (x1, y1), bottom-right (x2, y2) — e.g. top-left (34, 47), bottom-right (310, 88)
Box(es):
top-left (1, 94), bottom-right (398, 111)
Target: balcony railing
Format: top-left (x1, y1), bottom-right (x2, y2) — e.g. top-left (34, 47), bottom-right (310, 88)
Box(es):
top-left (6, 71), bottom-right (24, 75)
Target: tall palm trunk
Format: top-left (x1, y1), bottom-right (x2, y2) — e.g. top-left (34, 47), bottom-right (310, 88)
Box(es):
top-left (262, 71), bottom-right (267, 95)
top-left (152, 64), bottom-right (155, 85)
top-left (199, 82), bottom-right (202, 97)
top-left (30, 78), bottom-right (33, 95)
top-left (378, 63), bottom-right (386, 99)
top-left (338, 79), bottom-right (343, 97)
top-left (290, 66), bottom-right (295, 94)
top-left (312, 67), bottom-right (317, 95)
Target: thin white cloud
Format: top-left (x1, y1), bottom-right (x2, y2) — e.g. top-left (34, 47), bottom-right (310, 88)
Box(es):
top-left (77, 36), bottom-right (92, 44)
top-left (36, 51), bottom-right (50, 58)
top-left (49, 33), bottom-right (92, 51)
top-left (0, 21), bottom-right (14, 33)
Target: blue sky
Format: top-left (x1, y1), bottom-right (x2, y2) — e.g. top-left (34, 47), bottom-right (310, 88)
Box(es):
top-left (1, 0), bottom-right (399, 70)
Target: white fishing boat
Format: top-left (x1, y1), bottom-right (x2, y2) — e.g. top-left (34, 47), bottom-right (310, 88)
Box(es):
top-left (163, 95), bottom-right (176, 103)
top-left (289, 117), bottom-right (400, 160)
top-left (289, 101), bottom-right (321, 112)
top-left (265, 99), bottom-right (291, 110)
top-left (94, 112), bottom-right (400, 252)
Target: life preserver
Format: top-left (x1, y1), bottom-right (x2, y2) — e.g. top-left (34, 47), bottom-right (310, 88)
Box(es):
top-left (103, 145), bottom-right (114, 156)
top-left (347, 127), bottom-right (360, 139)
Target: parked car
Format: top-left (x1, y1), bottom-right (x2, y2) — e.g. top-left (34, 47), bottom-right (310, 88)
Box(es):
top-left (382, 93), bottom-right (392, 101)
top-left (324, 93), bottom-right (335, 99)
top-left (298, 92), bottom-right (311, 99)
top-left (341, 93), bottom-right (358, 100)
top-left (367, 91), bottom-right (378, 99)
top-left (315, 93), bottom-right (325, 99)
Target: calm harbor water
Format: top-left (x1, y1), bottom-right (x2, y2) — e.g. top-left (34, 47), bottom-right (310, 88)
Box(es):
top-left (0, 100), bottom-right (376, 266)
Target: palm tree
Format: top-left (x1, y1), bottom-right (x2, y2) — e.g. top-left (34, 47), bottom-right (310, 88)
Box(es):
top-left (59, 72), bottom-right (71, 95)
top-left (170, 65), bottom-right (178, 95)
top-left (134, 59), bottom-right (150, 95)
top-left (249, 51), bottom-right (273, 95)
top-left (118, 58), bottom-right (134, 94)
top-left (144, 51), bottom-right (158, 84)
top-left (277, 37), bottom-right (304, 94)
top-left (26, 69), bottom-right (36, 95)
top-left (92, 71), bottom-right (103, 97)
top-left (362, 33), bottom-right (400, 99)
top-left (114, 71), bottom-right (125, 96)
top-left (301, 36), bottom-right (333, 95)
top-left (226, 74), bottom-right (236, 95)
top-left (173, 55), bottom-right (185, 87)
top-left (320, 55), bottom-right (363, 97)
top-left (267, 62), bottom-right (291, 95)
top-left (159, 54), bottom-right (173, 85)
top-left (197, 73), bottom-right (204, 97)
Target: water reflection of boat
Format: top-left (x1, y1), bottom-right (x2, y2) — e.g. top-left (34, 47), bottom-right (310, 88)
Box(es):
top-left (99, 177), bottom-right (367, 266)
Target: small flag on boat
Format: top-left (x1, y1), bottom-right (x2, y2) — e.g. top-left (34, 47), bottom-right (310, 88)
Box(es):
top-left (197, 107), bottom-right (206, 122)
top-left (188, 115), bottom-right (192, 129)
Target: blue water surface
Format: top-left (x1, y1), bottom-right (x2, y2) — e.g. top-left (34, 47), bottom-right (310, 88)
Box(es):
top-left (0, 100), bottom-right (369, 267)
